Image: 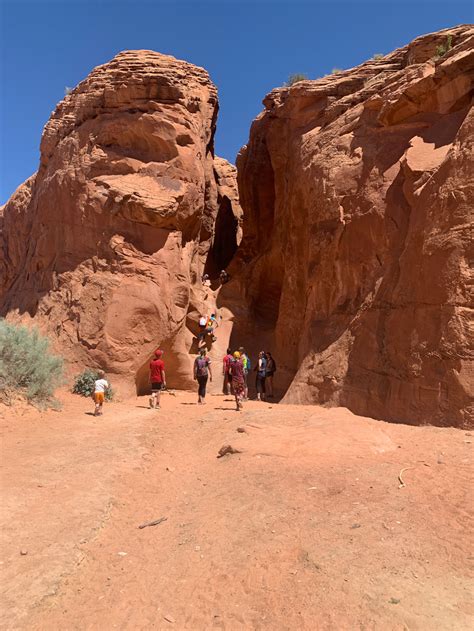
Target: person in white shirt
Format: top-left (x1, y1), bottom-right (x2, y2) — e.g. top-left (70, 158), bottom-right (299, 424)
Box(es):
top-left (93, 370), bottom-right (109, 417)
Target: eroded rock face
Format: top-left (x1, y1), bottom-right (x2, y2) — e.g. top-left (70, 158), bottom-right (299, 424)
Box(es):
top-left (0, 50), bottom-right (238, 394)
top-left (236, 26), bottom-right (473, 426)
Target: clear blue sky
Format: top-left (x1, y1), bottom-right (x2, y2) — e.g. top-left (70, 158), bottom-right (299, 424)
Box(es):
top-left (0, 0), bottom-right (472, 203)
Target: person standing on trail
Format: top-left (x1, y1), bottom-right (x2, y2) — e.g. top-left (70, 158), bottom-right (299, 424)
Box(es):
top-left (222, 348), bottom-right (233, 395)
top-left (239, 347), bottom-right (250, 400)
top-left (255, 350), bottom-right (267, 401)
top-left (265, 351), bottom-right (277, 398)
top-left (194, 348), bottom-right (212, 404)
top-left (93, 370), bottom-right (109, 417)
top-left (149, 349), bottom-right (166, 409)
top-left (229, 351), bottom-right (245, 411)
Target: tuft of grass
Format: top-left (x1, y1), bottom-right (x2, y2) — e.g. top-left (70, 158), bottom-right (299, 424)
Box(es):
top-left (73, 369), bottom-right (114, 401)
top-left (372, 53), bottom-right (384, 60)
top-left (0, 319), bottom-right (64, 407)
top-left (64, 86), bottom-right (73, 96)
top-left (435, 34), bottom-right (453, 58)
top-left (285, 73), bottom-right (308, 86)
top-left (331, 68), bottom-right (343, 74)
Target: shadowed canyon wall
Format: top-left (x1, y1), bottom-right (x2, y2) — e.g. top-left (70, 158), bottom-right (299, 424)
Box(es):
top-left (235, 25), bottom-right (473, 426)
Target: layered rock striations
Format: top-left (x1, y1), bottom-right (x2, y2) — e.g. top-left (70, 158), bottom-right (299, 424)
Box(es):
top-left (236, 26), bottom-right (474, 426)
top-left (0, 51), bottom-right (240, 394)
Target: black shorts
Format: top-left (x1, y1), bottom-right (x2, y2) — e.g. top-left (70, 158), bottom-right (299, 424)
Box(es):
top-left (151, 382), bottom-right (164, 392)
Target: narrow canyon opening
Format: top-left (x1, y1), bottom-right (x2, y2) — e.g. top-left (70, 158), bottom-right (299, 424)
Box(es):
top-left (204, 194), bottom-right (239, 278)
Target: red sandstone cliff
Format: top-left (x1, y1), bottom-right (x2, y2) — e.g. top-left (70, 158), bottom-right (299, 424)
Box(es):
top-left (235, 26), bottom-right (473, 426)
top-left (0, 51), bottom-right (240, 394)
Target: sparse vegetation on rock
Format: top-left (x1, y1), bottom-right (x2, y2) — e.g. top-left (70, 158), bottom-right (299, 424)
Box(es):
top-left (0, 320), bottom-right (64, 406)
top-left (435, 34), bottom-right (453, 58)
top-left (285, 73), bottom-right (308, 86)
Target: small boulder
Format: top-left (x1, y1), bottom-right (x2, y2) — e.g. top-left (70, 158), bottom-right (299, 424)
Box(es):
top-left (217, 444), bottom-right (242, 458)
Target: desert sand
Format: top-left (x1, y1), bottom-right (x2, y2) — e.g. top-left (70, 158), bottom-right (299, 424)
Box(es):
top-left (1, 392), bottom-right (472, 630)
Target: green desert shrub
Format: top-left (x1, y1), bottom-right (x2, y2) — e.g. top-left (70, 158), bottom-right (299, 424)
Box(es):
top-left (372, 53), bottom-right (384, 60)
top-left (436, 35), bottom-right (453, 58)
top-left (285, 73), bottom-right (308, 86)
top-left (0, 319), bottom-right (64, 406)
top-left (331, 68), bottom-right (343, 74)
top-left (72, 369), bottom-right (114, 400)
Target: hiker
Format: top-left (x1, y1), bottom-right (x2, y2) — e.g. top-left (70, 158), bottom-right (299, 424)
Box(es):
top-left (198, 313), bottom-right (218, 346)
top-left (219, 269), bottom-right (229, 285)
top-left (198, 314), bottom-right (208, 344)
top-left (229, 351), bottom-right (245, 411)
top-left (206, 313), bottom-right (219, 343)
top-left (265, 351), bottom-right (277, 398)
top-left (93, 370), bottom-right (109, 417)
top-left (239, 347), bottom-right (250, 400)
top-left (222, 348), bottom-right (233, 395)
top-left (202, 274), bottom-right (211, 288)
top-left (194, 348), bottom-right (212, 404)
top-left (255, 350), bottom-right (267, 401)
top-left (149, 349), bottom-right (166, 409)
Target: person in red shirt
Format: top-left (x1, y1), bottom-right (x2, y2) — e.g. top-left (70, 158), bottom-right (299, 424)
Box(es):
top-left (149, 349), bottom-right (166, 409)
top-left (222, 348), bottom-right (233, 395)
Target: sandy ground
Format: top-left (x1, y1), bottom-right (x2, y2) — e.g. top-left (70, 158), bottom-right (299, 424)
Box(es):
top-left (0, 390), bottom-right (473, 631)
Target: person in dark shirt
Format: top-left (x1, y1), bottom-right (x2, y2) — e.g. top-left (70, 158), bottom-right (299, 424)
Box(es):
top-left (255, 350), bottom-right (267, 401)
top-left (265, 351), bottom-right (277, 398)
top-left (193, 348), bottom-right (212, 404)
top-left (149, 349), bottom-right (166, 409)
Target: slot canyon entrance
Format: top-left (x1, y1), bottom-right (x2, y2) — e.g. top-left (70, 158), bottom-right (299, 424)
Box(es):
top-left (204, 194), bottom-right (239, 278)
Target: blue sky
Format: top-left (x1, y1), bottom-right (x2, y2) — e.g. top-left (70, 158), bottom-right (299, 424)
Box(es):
top-left (1, 0), bottom-right (472, 203)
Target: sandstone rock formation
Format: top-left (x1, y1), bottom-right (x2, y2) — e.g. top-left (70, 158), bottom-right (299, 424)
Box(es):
top-left (0, 51), bottom-right (240, 395)
top-left (235, 26), bottom-right (473, 427)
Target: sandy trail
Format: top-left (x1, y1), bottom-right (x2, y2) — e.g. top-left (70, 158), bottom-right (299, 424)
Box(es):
top-left (1, 391), bottom-right (473, 630)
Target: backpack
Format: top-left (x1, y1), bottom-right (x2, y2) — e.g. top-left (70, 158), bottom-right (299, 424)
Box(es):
top-left (242, 354), bottom-right (251, 372)
top-left (196, 357), bottom-right (209, 377)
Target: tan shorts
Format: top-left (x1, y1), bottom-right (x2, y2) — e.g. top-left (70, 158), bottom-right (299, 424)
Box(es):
top-left (94, 392), bottom-right (105, 404)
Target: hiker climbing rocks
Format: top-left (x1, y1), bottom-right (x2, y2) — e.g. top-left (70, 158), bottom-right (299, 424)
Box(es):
top-left (201, 273), bottom-right (211, 288)
top-left (194, 348), bottom-right (212, 404)
top-left (255, 350), bottom-right (267, 401)
top-left (219, 269), bottom-right (229, 285)
top-left (93, 370), bottom-right (109, 416)
top-left (265, 351), bottom-right (277, 398)
top-left (222, 347), bottom-right (233, 395)
top-left (149, 349), bottom-right (166, 409)
top-left (198, 313), bottom-right (218, 347)
top-left (229, 351), bottom-right (245, 411)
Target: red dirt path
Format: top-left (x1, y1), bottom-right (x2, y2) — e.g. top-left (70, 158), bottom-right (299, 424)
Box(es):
top-left (1, 391), bottom-right (472, 630)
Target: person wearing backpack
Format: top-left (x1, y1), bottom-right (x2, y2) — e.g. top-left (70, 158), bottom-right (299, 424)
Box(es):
top-left (193, 348), bottom-right (212, 404)
top-left (239, 347), bottom-right (250, 400)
